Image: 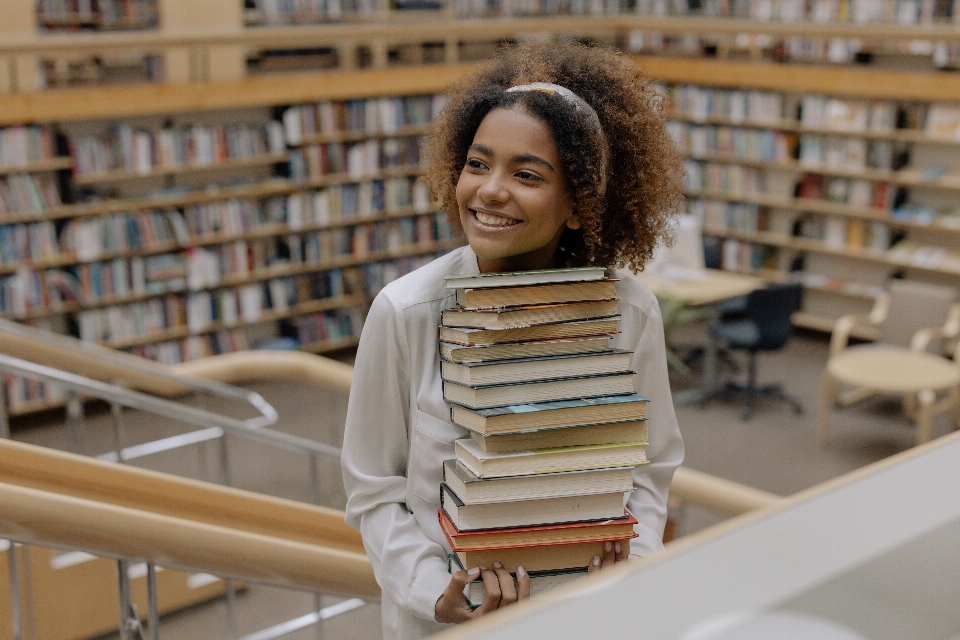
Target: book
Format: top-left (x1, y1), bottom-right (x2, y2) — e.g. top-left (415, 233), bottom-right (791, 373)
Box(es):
top-left (454, 437), bottom-right (647, 479)
top-left (438, 317), bottom-right (620, 347)
top-left (441, 298), bottom-right (620, 329)
top-left (469, 420), bottom-right (648, 453)
top-left (455, 279), bottom-right (618, 310)
top-left (443, 266), bottom-right (606, 290)
top-left (449, 553), bottom-right (589, 608)
top-left (451, 536), bottom-right (634, 574)
top-left (442, 459), bottom-right (636, 504)
top-left (439, 335), bottom-right (612, 363)
top-left (449, 394), bottom-right (649, 435)
top-left (440, 350), bottom-right (632, 386)
top-left (439, 507), bottom-right (638, 550)
top-left (442, 371), bottom-right (635, 409)
top-left (440, 483), bottom-right (628, 530)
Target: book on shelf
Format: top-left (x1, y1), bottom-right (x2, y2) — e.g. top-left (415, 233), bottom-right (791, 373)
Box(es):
top-left (442, 459), bottom-right (636, 504)
top-left (440, 483), bottom-right (628, 531)
top-left (439, 335), bottom-right (612, 364)
top-left (442, 371), bottom-right (635, 410)
top-left (455, 279), bottom-right (617, 310)
top-left (449, 553), bottom-right (588, 608)
top-left (924, 104), bottom-right (960, 139)
top-left (443, 266), bottom-right (606, 290)
top-left (454, 437), bottom-right (647, 479)
top-left (449, 534), bottom-right (634, 574)
top-left (439, 507), bottom-right (637, 551)
top-left (440, 349), bottom-right (633, 386)
top-left (469, 419), bottom-right (648, 453)
top-left (438, 317), bottom-right (620, 347)
top-left (440, 298), bottom-right (620, 329)
top-left (449, 394), bottom-right (648, 435)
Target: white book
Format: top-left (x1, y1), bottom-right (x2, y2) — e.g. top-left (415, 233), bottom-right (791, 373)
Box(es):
top-left (134, 131), bottom-right (153, 175)
top-left (282, 107), bottom-right (303, 146)
top-left (286, 193), bottom-right (304, 231)
top-left (240, 284), bottom-right (263, 323)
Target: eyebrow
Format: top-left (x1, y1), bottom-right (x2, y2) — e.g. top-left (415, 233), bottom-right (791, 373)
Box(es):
top-left (468, 143), bottom-right (557, 174)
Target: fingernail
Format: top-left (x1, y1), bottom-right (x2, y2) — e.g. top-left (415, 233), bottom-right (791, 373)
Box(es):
top-left (467, 567), bottom-right (480, 577)
top-left (479, 565), bottom-right (487, 571)
top-left (493, 561), bottom-right (502, 569)
top-left (592, 555), bottom-right (601, 566)
top-left (604, 541), bottom-right (612, 552)
top-left (615, 542), bottom-right (622, 554)
top-left (517, 566), bottom-right (526, 577)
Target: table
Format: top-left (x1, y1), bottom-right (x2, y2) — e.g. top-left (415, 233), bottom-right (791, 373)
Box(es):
top-left (818, 347), bottom-right (960, 446)
top-left (634, 269), bottom-right (765, 404)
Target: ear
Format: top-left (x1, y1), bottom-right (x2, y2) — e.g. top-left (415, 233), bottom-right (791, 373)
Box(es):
top-left (565, 215), bottom-right (581, 230)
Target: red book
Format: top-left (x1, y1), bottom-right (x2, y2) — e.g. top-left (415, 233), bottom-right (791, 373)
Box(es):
top-left (439, 507), bottom-right (637, 552)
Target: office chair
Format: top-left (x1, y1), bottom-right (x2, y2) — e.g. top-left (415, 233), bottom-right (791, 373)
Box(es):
top-left (702, 282), bottom-right (804, 420)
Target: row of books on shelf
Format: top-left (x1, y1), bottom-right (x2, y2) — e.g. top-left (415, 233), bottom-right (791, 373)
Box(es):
top-left (683, 160), bottom-right (766, 196)
top-left (806, 215), bottom-right (893, 250)
top-left (663, 84), bottom-right (785, 126)
top-left (280, 95), bottom-right (444, 145)
top-left (286, 179), bottom-right (433, 229)
top-left (437, 267), bottom-right (647, 601)
top-left (247, 0), bottom-right (379, 25)
top-left (712, 237), bottom-right (780, 271)
top-left (130, 329), bottom-right (250, 365)
top-left (0, 126), bottom-right (59, 169)
top-left (0, 174), bottom-right (64, 215)
top-left (452, 0), bottom-right (618, 16)
top-left (795, 172), bottom-right (897, 210)
top-left (289, 137), bottom-right (423, 182)
top-left (798, 134), bottom-right (907, 172)
top-left (70, 121), bottom-right (287, 177)
top-left (667, 121), bottom-right (795, 163)
top-left (630, 0), bottom-right (955, 24)
top-left (290, 307), bottom-right (364, 347)
top-left (36, 0), bottom-right (159, 30)
top-left (0, 217), bottom-right (455, 316)
top-left (886, 238), bottom-right (960, 271)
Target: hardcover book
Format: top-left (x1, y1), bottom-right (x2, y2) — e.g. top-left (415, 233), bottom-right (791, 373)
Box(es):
top-left (451, 536), bottom-right (634, 574)
top-left (469, 419), bottom-right (648, 453)
top-left (441, 298), bottom-right (620, 329)
top-left (455, 279), bottom-right (618, 310)
top-left (449, 394), bottom-right (649, 435)
top-left (443, 266), bottom-right (606, 290)
top-left (440, 483), bottom-right (628, 530)
top-left (440, 349), bottom-right (633, 386)
top-left (438, 317), bottom-right (620, 347)
top-left (442, 371), bottom-right (635, 409)
top-left (438, 335), bottom-right (612, 363)
top-left (442, 459), bottom-right (635, 504)
top-left (454, 437), bottom-right (647, 479)
top-left (439, 507), bottom-right (638, 550)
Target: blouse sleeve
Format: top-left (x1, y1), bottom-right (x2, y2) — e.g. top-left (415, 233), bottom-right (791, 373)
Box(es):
top-left (341, 291), bottom-right (452, 621)
top-left (620, 294), bottom-right (685, 555)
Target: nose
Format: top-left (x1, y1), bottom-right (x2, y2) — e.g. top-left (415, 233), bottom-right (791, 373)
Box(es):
top-left (477, 169), bottom-right (509, 203)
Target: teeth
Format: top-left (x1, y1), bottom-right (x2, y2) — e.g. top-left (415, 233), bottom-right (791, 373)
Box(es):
top-left (475, 210), bottom-right (518, 227)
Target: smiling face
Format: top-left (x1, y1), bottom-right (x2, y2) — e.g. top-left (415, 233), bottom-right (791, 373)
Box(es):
top-left (455, 106), bottom-right (579, 273)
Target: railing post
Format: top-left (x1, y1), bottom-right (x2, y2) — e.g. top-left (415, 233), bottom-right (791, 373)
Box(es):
top-left (7, 541), bottom-right (24, 640)
top-left (111, 401), bottom-right (126, 463)
top-left (309, 453), bottom-right (321, 506)
top-left (225, 579), bottom-right (238, 640)
top-left (117, 559), bottom-right (139, 640)
top-left (219, 437), bottom-right (232, 487)
top-left (146, 563), bottom-right (159, 640)
top-left (0, 381), bottom-right (9, 439)
top-left (66, 392), bottom-right (85, 454)
top-left (314, 593), bottom-right (324, 640)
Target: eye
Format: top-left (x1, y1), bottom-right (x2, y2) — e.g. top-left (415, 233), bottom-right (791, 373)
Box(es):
top-left (465, 158), bottom-right (487, 170)
top-left (516, 170), bottom-right (543, 182)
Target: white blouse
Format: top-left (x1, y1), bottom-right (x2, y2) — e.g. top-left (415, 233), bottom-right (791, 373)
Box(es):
top-left (341, 245), bottom-right (684, 640)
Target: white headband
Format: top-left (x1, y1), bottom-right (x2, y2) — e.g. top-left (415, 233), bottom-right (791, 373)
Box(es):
top-left (505, 82), bottom-right (610, 196)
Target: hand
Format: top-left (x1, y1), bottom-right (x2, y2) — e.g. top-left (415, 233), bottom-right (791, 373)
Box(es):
top-left (587, 540), bottom-right (639, 573)
top-left (435, 562), bottom-right (531, 624)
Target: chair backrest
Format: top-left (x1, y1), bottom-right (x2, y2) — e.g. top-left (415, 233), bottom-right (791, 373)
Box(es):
top-left (879, 280), bottom-right (957, 349)
top-left (746, 282), bottom-right (803, 351)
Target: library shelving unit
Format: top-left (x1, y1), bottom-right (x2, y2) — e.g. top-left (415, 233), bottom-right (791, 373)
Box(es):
top-left (0, 64), bottom-right (473, 415)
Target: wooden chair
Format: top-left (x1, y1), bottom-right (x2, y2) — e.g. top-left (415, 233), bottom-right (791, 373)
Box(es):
top-left (818, 280), bottom-right (960, 446)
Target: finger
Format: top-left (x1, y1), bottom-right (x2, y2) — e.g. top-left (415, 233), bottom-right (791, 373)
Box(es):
top-left (614, 540), bottom-right (628, 562)
top-left (516, 565), bottom-right (531, 600)
top-left (588, 554), bottom-right (602, 574)
top-left (492, 561), bottom-right (517, 606)
top-left (475, 566), bottom-right (503, 614)
top-left (436, 568), bottom-right (480, 623)
top-left (601, 541), bottom-right (616, 569)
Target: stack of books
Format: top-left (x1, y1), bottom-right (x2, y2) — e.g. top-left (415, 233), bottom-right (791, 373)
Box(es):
top-left (437, 266), bottom-right (650, 606)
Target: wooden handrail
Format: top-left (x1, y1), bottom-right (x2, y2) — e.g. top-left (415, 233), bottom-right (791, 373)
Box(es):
top-left (172, 349), bottom-right (354, 395)
top-left (0, 437), bottom-right (379, 597)
top-left (670, 466), bottom-right (782, 516)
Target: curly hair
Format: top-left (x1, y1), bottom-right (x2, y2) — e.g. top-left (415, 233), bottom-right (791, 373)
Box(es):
top-left (424, 41), bottom-right (685, 272)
